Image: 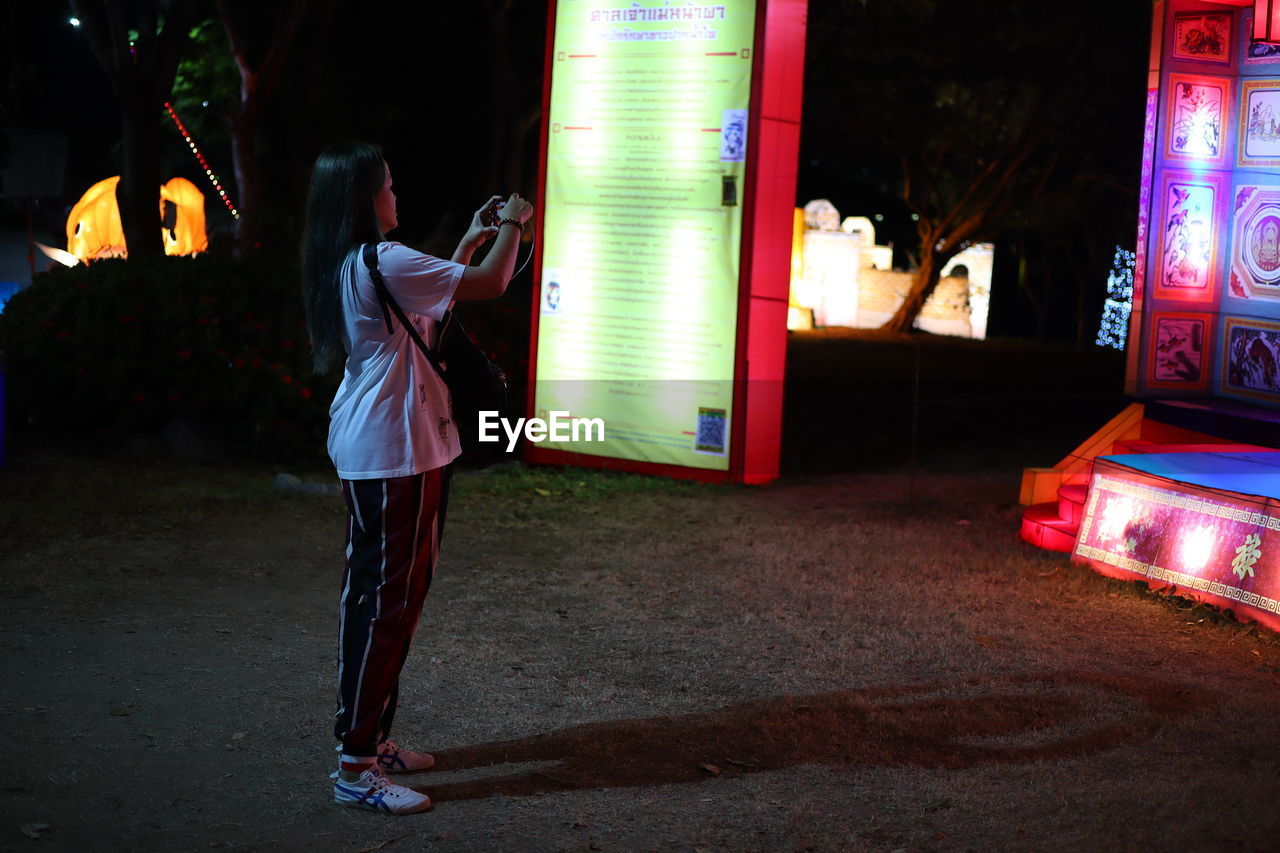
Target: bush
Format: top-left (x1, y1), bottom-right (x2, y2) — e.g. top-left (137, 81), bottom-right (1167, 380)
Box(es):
top-left (0, 253), bottom-right (337, 461)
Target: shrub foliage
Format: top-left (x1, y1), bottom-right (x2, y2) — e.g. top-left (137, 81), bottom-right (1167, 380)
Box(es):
top-left (0, 254), bottom-right (337, 460)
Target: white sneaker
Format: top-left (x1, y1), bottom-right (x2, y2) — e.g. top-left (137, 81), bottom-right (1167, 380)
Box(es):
top-left (377, 739), bottom-right (435, 773)
top-left (333, 764), bottom-right (431, 815)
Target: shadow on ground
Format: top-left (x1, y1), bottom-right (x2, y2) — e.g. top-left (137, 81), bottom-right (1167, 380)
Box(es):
top-left (421, 670), bottom-right (1209, 802)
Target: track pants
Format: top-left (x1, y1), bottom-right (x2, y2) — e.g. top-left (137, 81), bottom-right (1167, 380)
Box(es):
top-left (334, 466), bottom-right (451, 758)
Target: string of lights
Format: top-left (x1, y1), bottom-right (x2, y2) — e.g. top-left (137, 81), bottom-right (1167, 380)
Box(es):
top-left (163, 101), bottom-right (240, 220)
top-left (1095, 245), bottom-right (1135, 351)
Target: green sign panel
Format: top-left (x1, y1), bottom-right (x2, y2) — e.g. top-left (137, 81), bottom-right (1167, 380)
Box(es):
top-left (536, 1), bottom-right (758, 471)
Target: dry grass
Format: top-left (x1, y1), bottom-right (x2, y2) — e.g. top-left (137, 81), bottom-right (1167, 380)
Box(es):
top-left (1, 445), bottom-right (1279, 852)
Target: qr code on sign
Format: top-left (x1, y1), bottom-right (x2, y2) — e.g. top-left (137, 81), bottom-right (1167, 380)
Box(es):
top-left (694, 407), bottom-right (728, 455)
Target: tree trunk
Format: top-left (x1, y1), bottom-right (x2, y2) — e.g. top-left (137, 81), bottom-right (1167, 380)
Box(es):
top-left (1016, 231), bottom-right (1045, 340)
top-left (117, 99), bottom-right (165, 259)
top-left (231, 110), bottom-right (259, 255)
top-left (68, 0), bottom-right (194, 260)
top-left (882, 247), bottom-right (946, 333)
top-left (217, 0), bottom-right (323, 254)
top-left (1039, 263), bottom-right (1053, 343)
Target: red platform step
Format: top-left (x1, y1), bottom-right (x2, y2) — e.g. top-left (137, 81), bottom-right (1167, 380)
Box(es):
top-left (1020, 502), bottom-right (1078, 553)
top-left (1018, 403), bottom-right (1268, 554)
top-left (1057, 483), bottom-right (1088, 526)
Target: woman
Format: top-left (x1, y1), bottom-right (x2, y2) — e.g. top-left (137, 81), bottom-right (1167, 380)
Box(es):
top-left (301, 142), bottom-right (532, 814)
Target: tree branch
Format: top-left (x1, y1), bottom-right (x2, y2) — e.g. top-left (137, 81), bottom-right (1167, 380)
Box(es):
top-left (216, 0), bottom-right (254, 92)
top-left (136, 0), bottom-right (158, 78)
top-left (256, 0), bottom-right (313, 107)
top-left (104, 0), bottom-right (134, 81)
top-left (151, 3), bottom-right (197, 105)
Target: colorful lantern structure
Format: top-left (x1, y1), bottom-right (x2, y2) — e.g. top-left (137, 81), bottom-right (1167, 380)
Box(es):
top-left (786, 200), bottom-right (993, 338)
top-left (1021, 0), bottom-right (1280, 634)
top-left (158, 177), bottom-right (209, 256)
top-left (64, 176), bottom-right (208, 263)
top-left (65, 177), bottom-right (126, 261)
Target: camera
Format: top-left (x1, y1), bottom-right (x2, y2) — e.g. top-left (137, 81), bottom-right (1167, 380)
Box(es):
top-left (481, 198), bottom-right (505, 226)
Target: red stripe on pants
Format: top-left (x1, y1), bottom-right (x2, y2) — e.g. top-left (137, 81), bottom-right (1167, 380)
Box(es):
top-left (334, 468), bottom-right (446, 757)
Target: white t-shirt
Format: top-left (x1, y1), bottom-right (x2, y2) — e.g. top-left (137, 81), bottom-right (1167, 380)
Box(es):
top-left (327, 242), bottom-right (465, 479)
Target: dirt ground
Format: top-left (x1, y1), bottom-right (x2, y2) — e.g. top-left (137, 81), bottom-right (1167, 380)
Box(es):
top-left (2, 442), bottom-right (1280, 853)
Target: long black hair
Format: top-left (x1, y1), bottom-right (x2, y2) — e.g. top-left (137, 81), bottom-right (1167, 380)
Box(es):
top-left (300, 142), bottom-right (386, 373)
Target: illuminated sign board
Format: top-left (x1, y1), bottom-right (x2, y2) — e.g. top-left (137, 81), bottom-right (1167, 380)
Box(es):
top-left (531, 0), bottom-right (793, 479)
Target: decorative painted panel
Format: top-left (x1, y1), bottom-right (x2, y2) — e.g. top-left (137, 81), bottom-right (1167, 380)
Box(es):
top-left (1223, 316), bottom-right (1280, 402)
top-left (1239, 79), bottom-right (1280, 167)
top-left (1155, 170), bottom-right (1224, 302)
top-left (1173, 12), bottom-right (1232, 63)
top-left (1148, 311), bottom-right (1213, 389)
top-left (1166, 74), bottom-right (1230, 165)
top-left (1229, 184), bottom-right (1280, 301)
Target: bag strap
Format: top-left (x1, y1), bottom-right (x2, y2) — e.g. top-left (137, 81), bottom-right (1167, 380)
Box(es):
top-left (361, 242), bottom-right (449, 383)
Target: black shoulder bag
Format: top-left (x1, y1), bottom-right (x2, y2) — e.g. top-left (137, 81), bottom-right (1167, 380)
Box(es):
top-left (361, 243), bottom-right (509, 452)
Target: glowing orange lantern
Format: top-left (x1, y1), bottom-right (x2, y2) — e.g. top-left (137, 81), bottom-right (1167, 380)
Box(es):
top-left (66, 177), bottom-right (126, 261)
top-left (159, 177), bottom-right (208, 256)
top-left (64, 176), bottom-right (209, 262)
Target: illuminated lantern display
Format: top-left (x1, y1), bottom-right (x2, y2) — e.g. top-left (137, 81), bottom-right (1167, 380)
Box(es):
top-left (787, 209), bottom-right (813, 330)
top-left (159, 177), bottom-right (209, 256)
top-left (799, 200), bottom-right (860, 328)
top-left (1075, 454), bottom-right (1280, 632)
top-left (66, 177), bottom-right (126, 261)
top-left (64, 176), bottom-right (209, 262)
top-left (1021, 0), bottom-right (1280, 633)
top-left (1095, 246), bottom-right (1136, 350)
top-left (786, 200), bottom-right (993, 338)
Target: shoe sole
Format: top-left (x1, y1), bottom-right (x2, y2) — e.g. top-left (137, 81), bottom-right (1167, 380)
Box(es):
top-left (334, 797), bottom-right (432, 815)
top-left (334, 785), bottom-right (432, 815)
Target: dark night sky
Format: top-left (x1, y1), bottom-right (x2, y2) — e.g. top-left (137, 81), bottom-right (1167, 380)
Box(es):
top-left (4, 3), bottom-right (120, 197)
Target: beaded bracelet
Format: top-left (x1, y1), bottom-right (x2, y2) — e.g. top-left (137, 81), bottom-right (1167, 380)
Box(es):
top-left (499, 217), bottom-right (523, 230)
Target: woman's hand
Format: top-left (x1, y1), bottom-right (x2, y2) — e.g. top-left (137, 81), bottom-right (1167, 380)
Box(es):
top-left (461, 195), bottom-right (503, 250)
top-left (454, 193), bottom-right (535, 299)
top-left (500, 193), bottom-right (534, 225)
top-left (451, 196), bottom-right (503, 265)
